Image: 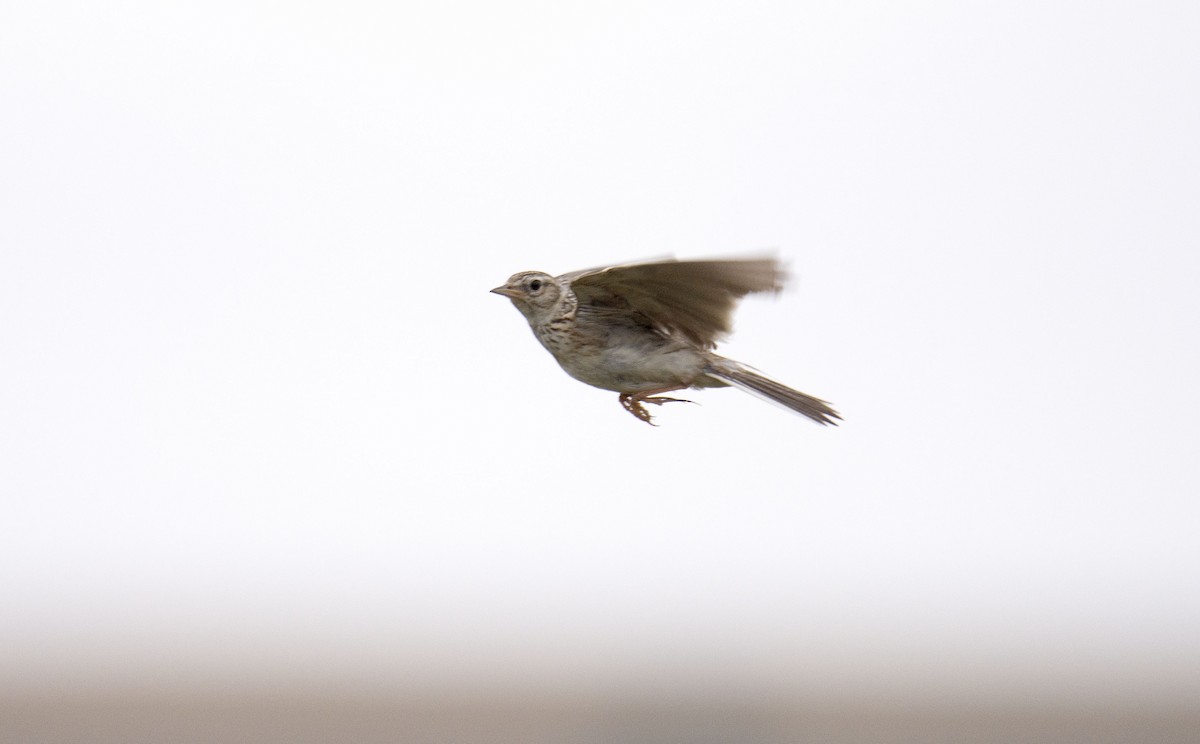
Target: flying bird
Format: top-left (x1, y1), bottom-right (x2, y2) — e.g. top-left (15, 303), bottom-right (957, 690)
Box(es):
top-left (491, 255), bottom-right (840, 426)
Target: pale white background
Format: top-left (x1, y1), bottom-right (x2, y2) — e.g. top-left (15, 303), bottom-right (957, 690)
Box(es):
top-left (2, 0), bottom-right (1198, 710)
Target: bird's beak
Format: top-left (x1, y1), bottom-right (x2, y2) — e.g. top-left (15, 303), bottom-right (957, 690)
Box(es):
top-left (491, 286), bottom-right (520, 298)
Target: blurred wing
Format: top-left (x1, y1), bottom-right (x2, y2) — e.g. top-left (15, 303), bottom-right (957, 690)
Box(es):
top-left (562, 255), bottom-right (786, 348)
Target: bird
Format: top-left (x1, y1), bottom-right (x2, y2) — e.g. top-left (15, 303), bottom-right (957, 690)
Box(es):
top-left (491, 255), bottom-right (840, 426)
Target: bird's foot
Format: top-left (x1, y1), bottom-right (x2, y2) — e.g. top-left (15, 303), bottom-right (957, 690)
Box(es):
top-left (642, 396), bottom-right (692, 406)
top-left (618, 389), bottom-right (693, 426)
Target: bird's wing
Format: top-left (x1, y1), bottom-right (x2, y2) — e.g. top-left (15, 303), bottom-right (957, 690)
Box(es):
top-left (562, 255), bottom-right (786, 349)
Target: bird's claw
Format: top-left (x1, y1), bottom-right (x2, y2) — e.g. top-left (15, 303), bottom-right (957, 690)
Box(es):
top-left (619, 391), bottom-right (693, 426)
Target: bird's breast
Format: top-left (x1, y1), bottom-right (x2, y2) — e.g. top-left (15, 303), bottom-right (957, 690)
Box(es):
top-left (533, 320), bottom-right (707, 393)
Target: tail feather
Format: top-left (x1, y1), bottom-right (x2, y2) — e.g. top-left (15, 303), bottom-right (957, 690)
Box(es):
top-left (707, 359), bottom-right (841, 426)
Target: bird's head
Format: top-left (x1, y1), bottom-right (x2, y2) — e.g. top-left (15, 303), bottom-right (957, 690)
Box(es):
top-left (490, 271), bottom-right (563, 324)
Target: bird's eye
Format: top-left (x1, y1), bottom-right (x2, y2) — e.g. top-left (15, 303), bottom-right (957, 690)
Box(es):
top-left (529, 279), bottom-right (543, 291)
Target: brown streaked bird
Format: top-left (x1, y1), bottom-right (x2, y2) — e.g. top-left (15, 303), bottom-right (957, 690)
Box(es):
top-left (491, 255), bottom-right (840, 426)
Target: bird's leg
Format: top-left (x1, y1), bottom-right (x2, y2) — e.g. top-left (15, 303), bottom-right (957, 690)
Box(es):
top-left (618, 386), bottom-right (693, 426)
top-left (618, 393), bottom-right (653, 424)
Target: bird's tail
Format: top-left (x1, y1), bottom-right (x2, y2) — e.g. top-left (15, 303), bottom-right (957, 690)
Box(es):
top-left (706, 358), bottom-right (841, 426)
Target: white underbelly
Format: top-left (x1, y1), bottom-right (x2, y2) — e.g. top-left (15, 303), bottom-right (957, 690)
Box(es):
top-left (556, 344), bottom-right (707, 393)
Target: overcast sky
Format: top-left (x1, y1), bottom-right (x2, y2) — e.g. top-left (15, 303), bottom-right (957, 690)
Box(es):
top-left (2, 0), bottom-right (1198, 708)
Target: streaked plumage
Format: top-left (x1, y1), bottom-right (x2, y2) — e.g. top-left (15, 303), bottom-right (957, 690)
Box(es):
top-left (491, 255), bottom-right (840, 425)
